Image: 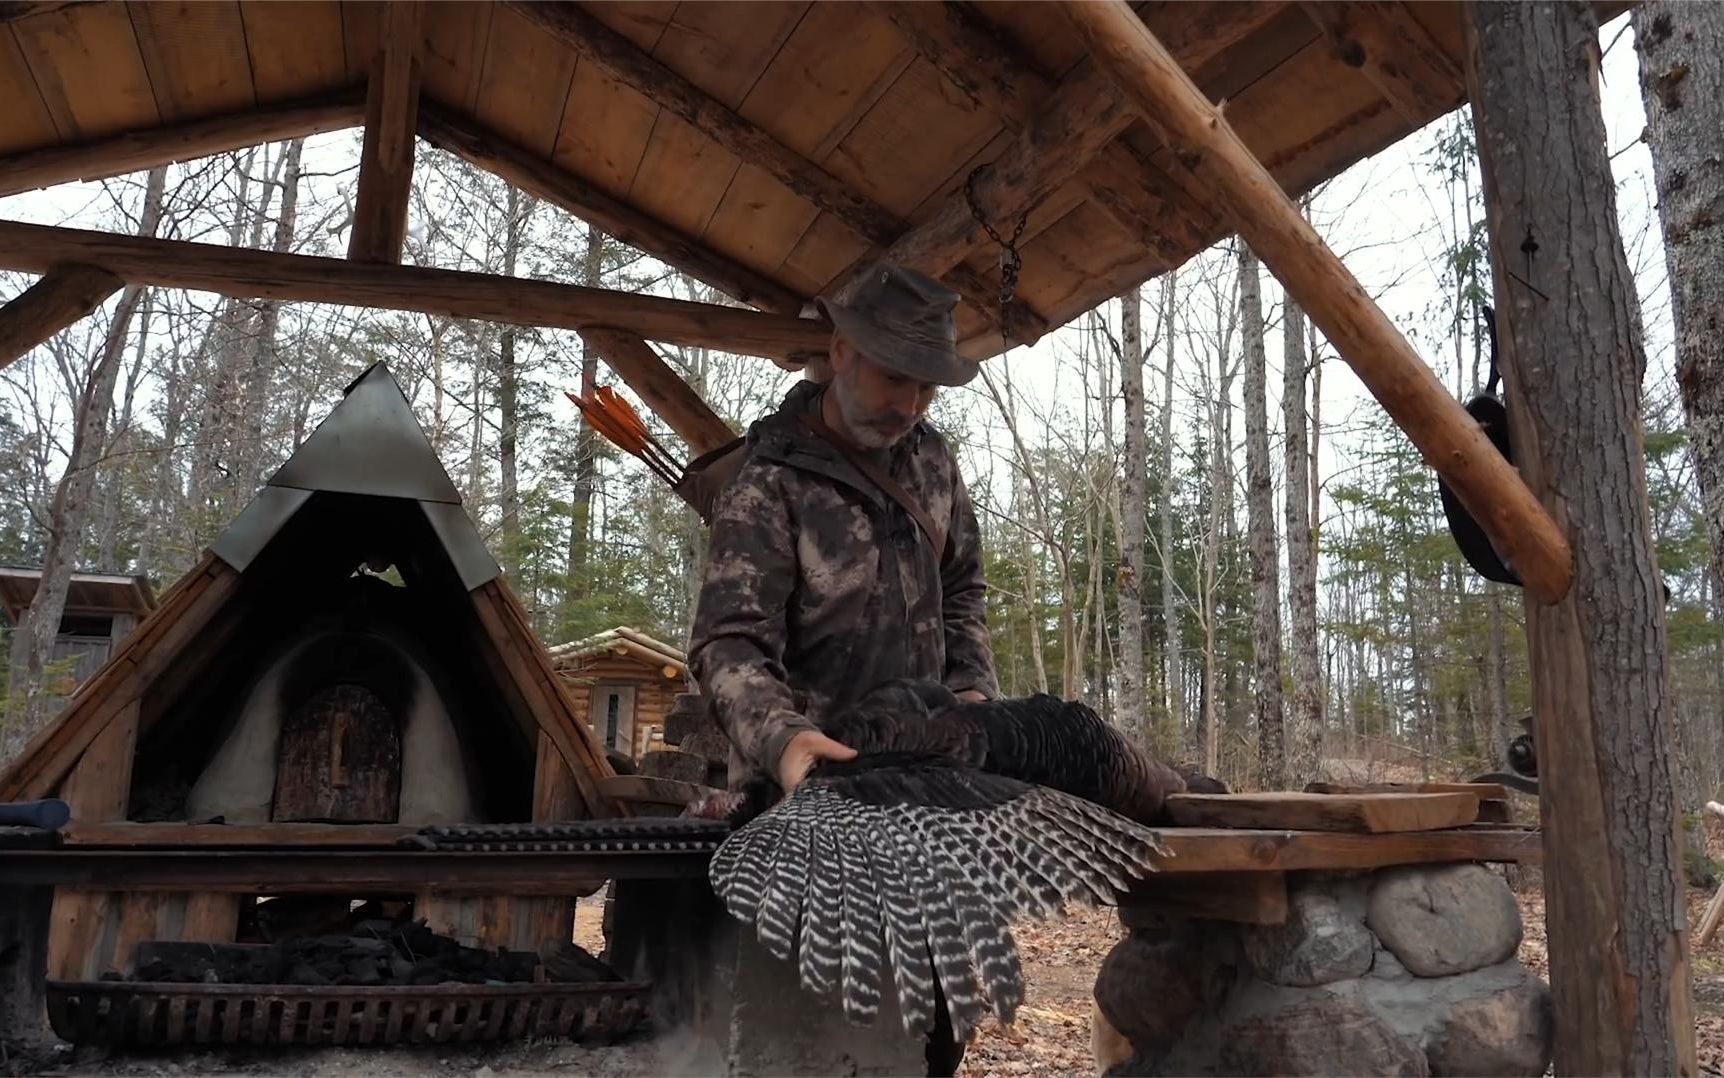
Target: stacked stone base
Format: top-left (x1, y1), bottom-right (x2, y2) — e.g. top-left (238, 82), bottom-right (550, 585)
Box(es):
top-left (1093, 863), bottom-right (1552, 1077)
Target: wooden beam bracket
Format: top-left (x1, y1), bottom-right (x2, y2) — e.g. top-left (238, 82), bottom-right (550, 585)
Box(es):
top-left (0, 264), bottom-right (124, 370)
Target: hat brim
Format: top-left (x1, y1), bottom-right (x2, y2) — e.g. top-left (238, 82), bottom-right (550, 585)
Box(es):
top-left (815, 296), bottom-right (978, 387)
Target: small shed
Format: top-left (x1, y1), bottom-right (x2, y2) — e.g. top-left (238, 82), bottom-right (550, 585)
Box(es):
top-left (550, 627), bottom-right (686, 762)
top-left (0, 566), bottom-right (156, 698)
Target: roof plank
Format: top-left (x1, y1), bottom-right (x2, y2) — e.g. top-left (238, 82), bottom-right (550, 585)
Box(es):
top-left (511, 0), bottom-right (1046, 342)
top-left (420, 0), bottom-right (492, 114)
top-left (10, 1), bottom-right (159, 139)
top-left (1299, 0), bottom-right (1466, 124)
top-left (240, 0), bottom-right (348, 102)
top-left (474, 4), bottom-right (577, 158)
top-left (420, 103), bottom-right (806, 313)
top-left (127, 0), bottom-right (256, 121)
top-left (0, 24), bottom-right (59, 151)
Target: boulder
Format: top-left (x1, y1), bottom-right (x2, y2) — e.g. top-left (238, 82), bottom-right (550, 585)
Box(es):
top-left (1218, 991), bottom-right (1430, 1076)
top-left (1367, 864), bottom-right (1521, 976)
top-left (1427, 980), bottom-right (1554, 1076)
top-left (1094, 925), bottom-right (1210, 1063)
top-left (1244, 874), bottom-right (1373, 987)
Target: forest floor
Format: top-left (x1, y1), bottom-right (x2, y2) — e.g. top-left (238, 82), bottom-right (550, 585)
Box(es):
top-left (20, 880), bottom-right (1724, 1077)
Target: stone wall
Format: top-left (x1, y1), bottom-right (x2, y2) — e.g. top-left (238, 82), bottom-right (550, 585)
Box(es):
top-left (1093, 863), bottom-right (1552, 1076)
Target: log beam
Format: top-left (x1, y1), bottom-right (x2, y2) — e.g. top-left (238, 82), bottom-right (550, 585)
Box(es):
top-left (1059, 0), bottom-right (1573, 604)
top-left (418, 105), bottom-right (805, 316)
top-left (1300, 1), bottom-right (1467, 124)
top-left (0, 264), bottom-right (124, 369)
top-left (576, 327), bottom-right (736, 457)
top-left (0, 94), bottom-right (363, 199)
top-left (504, 0), bottom-right (1048, 345)
top-left (347, 0), bottom-right (423, 263)
top-left (1467, 3), bottom-right (1695, 1072)
top-left (0, 219), bottom-right (831, 365)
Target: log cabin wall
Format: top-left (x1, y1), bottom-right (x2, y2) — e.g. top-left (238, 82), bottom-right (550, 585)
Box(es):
top-left (551, 633), bottom-right (685, 762)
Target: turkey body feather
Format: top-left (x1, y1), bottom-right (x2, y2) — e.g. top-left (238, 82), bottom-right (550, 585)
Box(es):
top-left (704, 679), bottom-right (1195, 1043)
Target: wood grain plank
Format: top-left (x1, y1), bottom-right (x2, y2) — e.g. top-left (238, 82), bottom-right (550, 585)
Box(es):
top-left (533, 730), bottom-right (583, 823)
top-left (819, 56), bottom-right (1000, 220)
top-left (420, 0), bottom-right (491, 113)
top-left (339, 0), bottom-right (380, 85)
top-left (239, 0), bottom-right (347, 100)
top-left (10, 0), bottom-right (159, 138)
top-left (56, 697), bottom-right (137, 824)
top-left (0, 23), bottom-right (59, 150)
top-left (473, 3), bottom-right (576, 157)
top-left (739, 1), bottom-right (911, 162)
top-left (647, 0), bottom-right (807, 110)
top-left (1300, 1), bottom-right (1466, 124)
top-left (127, 0), bottom-right (256, 121)
top-left (626, 111), bottom-right (740, 240)
top-left (1164, 791), bottom-right (1481, 833)
top-left (552, 57), bottom-right (659, 199)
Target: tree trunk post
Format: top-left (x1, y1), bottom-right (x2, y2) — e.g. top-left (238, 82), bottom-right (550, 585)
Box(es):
top-left (1466, 3), bottom-right (1696, 1073)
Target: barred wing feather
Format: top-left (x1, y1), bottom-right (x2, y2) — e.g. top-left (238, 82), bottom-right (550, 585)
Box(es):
top-left (705, 757), bottom-right (1170, 1039)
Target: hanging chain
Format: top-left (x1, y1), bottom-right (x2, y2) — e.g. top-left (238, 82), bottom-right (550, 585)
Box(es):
top-left (965, 163), bottom-right (1029, 355)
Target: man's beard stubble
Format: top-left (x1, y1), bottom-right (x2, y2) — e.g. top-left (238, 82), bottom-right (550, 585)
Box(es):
top-left (833, 372), bottom-right (916, 450)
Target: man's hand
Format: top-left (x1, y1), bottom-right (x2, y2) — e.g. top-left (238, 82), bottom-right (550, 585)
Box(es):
top-left (778, 730), bottom-right (857, 792)
top-left (957, 689), bottom-right (988, 703)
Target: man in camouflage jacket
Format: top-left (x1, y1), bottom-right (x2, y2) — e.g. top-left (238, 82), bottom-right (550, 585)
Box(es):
top-left (687, 263), bottom-right (1000, 796)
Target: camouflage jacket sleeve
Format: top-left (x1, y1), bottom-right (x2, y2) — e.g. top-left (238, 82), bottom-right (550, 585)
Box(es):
top-left (686, 462), bottom-right (819, 780)
top-left (940, 463), bottom-right (1000, 699)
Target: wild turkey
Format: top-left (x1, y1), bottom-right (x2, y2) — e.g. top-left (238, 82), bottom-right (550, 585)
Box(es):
top-left (699, 678), bottom-right (1220, 1046)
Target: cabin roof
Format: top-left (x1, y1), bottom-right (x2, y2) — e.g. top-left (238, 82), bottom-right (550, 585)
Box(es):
top-left (551, 626), bottom-right (687, 680)
top-left (0, 565), bottom-right (156, 623)
top-left (0, 0), bottom-right (1620, 360)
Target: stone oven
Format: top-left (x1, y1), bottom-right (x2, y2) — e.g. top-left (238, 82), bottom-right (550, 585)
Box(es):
top-left (0, 363), bottom-right (624, 986)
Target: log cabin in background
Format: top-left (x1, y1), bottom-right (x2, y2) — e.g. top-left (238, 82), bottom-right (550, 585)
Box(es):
top-left (0, 0), bottom-right (1692, 1072)
top-left (549, 627), bottom-right (686, 763)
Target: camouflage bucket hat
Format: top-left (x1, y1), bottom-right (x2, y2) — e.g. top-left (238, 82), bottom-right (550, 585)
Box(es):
top-left (815, 263), bottom-right (979, 387)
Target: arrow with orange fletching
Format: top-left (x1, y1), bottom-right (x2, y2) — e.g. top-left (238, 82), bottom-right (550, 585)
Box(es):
top-left (566, 387), bottom-right (686, 488)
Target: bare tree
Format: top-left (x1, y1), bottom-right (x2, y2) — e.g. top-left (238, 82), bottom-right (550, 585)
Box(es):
top-left (1157, 269), bottom-right (1181, 748)
top-left (1239, 245), bottom-right (1285, 788)
top-left (1116, 286), bottom-right (1147, 744)
top-left (1282, 288), bottom-right (1324, 787)
top-left (5, 166), bottom-right (167, 748)
top-left (1635, 1), bottom-right (1724, 609)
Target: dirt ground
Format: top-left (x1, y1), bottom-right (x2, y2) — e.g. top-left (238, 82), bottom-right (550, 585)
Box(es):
top-left (18, 885), bottom-right (1724, 1077)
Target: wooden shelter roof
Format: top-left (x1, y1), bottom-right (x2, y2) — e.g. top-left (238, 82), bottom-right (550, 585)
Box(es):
top-left (0, 0), bottom-right (1616, 360)
top-left (0, 565), bottom-right (156, 623)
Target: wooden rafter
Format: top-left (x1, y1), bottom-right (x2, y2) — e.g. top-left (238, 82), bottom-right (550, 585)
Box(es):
top-left (347, 0), bottom-right (423, 263)
top-left (1059, 0), bottom-right (1572, 604)
top-left (418, 105), bottom-right (805, 316)
top-left (831, 1), bottom-right (1280, 304)
top-left (0, 220), bottom-right (832, 365)
top-left (1300, 1), bottom-right (1466, 124)
top-left (861, 0), bottom-right (1275, 271)
top-left (0, 264), bottom-right (123, 369)
top-left (576, 327), bottom-right (736, 457)
top-left (0, 94), bottom-right (363, 199)
top-left (505, 0), bottom-right (1049, 345)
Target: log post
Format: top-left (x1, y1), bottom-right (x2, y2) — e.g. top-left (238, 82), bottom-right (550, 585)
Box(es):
top-left (1466, 3), bottom-right (1696, 1073)
top-left (1057, 0), bottom-right (1574, 605)
top-left (347, 0), bottom-right (422, 263)
top-left (0, 264), bottom-right (124, 369)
